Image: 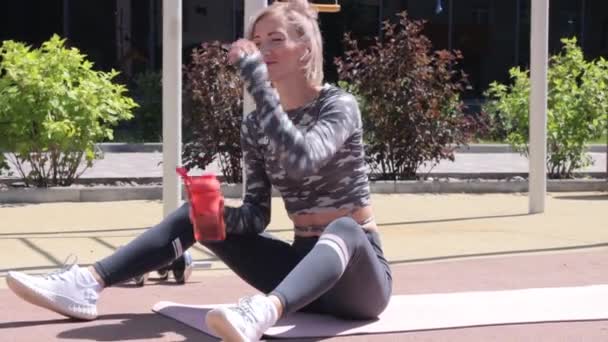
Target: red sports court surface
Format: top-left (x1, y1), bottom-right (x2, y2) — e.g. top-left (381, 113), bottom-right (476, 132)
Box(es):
top-left (1, 249), bottom-right (607, 341)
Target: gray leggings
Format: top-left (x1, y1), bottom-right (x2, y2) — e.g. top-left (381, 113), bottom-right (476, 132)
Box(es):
top-left (94, 204), bottom-right (392, 319)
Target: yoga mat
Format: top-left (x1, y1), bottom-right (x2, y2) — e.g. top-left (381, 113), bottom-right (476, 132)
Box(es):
top-left (153, 284), bottom-right (608, 339)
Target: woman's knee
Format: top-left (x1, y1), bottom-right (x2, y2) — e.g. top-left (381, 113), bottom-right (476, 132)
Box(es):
top-left (318, 217), bottom-right (369, 262)
top-left (323, 217), bottom-right (367, 245)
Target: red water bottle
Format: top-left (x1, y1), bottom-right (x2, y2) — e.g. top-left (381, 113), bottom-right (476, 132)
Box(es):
top-left (176, 168), bottom-right (226, 241)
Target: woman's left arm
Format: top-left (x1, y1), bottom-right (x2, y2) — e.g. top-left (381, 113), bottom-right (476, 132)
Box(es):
top-left (239, 53), bottom-right (361, 179)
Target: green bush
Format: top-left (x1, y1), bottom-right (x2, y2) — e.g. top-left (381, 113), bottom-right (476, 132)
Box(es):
top-left (484, 37), bottom-right (608, 179)
top-left (0, 35), bottom-right (137, 187)
top-left (335, 12), bottom-right (478, 180)
top-left (183, 42), bottom-right (243, 183)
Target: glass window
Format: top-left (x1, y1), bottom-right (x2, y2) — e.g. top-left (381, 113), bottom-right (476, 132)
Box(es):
top-left (406, 0), bottom-right (521, 99)
top-left (0, 1), bottom-right (63, 46)
top-left (549, 0), bottom-right (584, 54)
top-left (342, 0), bottom-right (382, 46)
top-left (452, 0), bottom-right (523, 99)
top-left (406, 0), bottom-right (450, 50)
top-left (586, 0), bottom-right (608, 59)
top-left (319, 0), bottom-right (382, 82)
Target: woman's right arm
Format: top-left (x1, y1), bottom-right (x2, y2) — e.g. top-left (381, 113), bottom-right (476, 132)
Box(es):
top-left (223, 115), bottom-right (272, 234)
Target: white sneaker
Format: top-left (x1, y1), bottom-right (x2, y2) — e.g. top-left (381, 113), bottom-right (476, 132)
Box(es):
top-left (205, 294), bottom-right (278, 342)
top-left (6, 261), bottom-right (100, 320)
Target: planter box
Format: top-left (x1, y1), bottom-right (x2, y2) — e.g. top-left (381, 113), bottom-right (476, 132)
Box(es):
top-left (1, 179), bottom-right (606, 204)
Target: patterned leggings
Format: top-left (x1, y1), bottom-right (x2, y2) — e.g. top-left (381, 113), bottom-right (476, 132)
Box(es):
top-left (94, 203), bottom-right (392, 318)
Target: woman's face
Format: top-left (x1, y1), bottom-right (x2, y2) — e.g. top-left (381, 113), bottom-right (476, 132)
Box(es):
top-left (252, 14), bottom-right (308, 83)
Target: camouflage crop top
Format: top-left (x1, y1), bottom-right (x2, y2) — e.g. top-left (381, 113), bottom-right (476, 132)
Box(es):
top-left (224, 53), bottom-right (371, 234)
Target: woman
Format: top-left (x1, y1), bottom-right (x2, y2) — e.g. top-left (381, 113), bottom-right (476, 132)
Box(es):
top-left (7, 1), bottom-right (392, 341)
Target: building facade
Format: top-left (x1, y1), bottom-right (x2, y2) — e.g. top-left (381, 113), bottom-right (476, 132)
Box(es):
top-left (1, 0), bottom-right (607, 100)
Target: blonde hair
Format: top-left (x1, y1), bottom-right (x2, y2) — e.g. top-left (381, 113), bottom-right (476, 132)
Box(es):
top-left (246, 0), bottom-right (324, 86)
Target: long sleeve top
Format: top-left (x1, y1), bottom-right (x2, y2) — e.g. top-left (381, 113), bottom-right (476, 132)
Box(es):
top-left (224, 53), bottom-right (371, 234)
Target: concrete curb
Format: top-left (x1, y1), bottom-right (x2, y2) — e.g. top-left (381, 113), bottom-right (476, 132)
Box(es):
top-left (0, 186), bottom-right (163, 203)
top-left (97, 143), bottom-right (608, 154)
top-left (455, 144), bottom-right (607, 153)
top-left (385, 179), bottom-right (608, 193)
top-left (97, 143), bottom-right (163, 153)
top-left (3, 172), bottom-right (604, 186)
top-left (1, 179), bottom-right (606, 204)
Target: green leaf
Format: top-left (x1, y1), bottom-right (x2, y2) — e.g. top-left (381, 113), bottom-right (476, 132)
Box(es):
top-left (0, 35), bottom-right (136, 186)
top-left (482, 36), bottom-right (608, 178)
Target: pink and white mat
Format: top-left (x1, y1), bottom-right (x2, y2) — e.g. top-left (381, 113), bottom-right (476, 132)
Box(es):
top-left (153, 284), bottom-right (608, 339)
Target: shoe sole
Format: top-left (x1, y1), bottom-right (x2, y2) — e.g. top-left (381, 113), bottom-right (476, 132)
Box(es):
top-left (6, 274), bottom-right (97, 321)
top-left (205, 309), bottom-right (249, 342)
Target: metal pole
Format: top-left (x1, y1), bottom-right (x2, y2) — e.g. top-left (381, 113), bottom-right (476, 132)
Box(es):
top-left (242, 0), bottom-right (267, 193)
top-left (162, 0), bottom-right (183, 217)
top-left (529, 0), bottom-right (549, 214)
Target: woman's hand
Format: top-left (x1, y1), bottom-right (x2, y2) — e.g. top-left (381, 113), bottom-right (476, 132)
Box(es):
top-left (227, 39), bottom-right (260, 65)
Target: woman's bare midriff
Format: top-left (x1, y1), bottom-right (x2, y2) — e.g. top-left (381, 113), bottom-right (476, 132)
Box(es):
top-left (290, 205), bottom-right (377, 237)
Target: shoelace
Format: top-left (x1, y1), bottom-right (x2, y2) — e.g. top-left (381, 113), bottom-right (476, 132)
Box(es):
top-left (230, 296), bottom-right (261, 324)
top-left (42, 254), bottom-right (78, 281)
